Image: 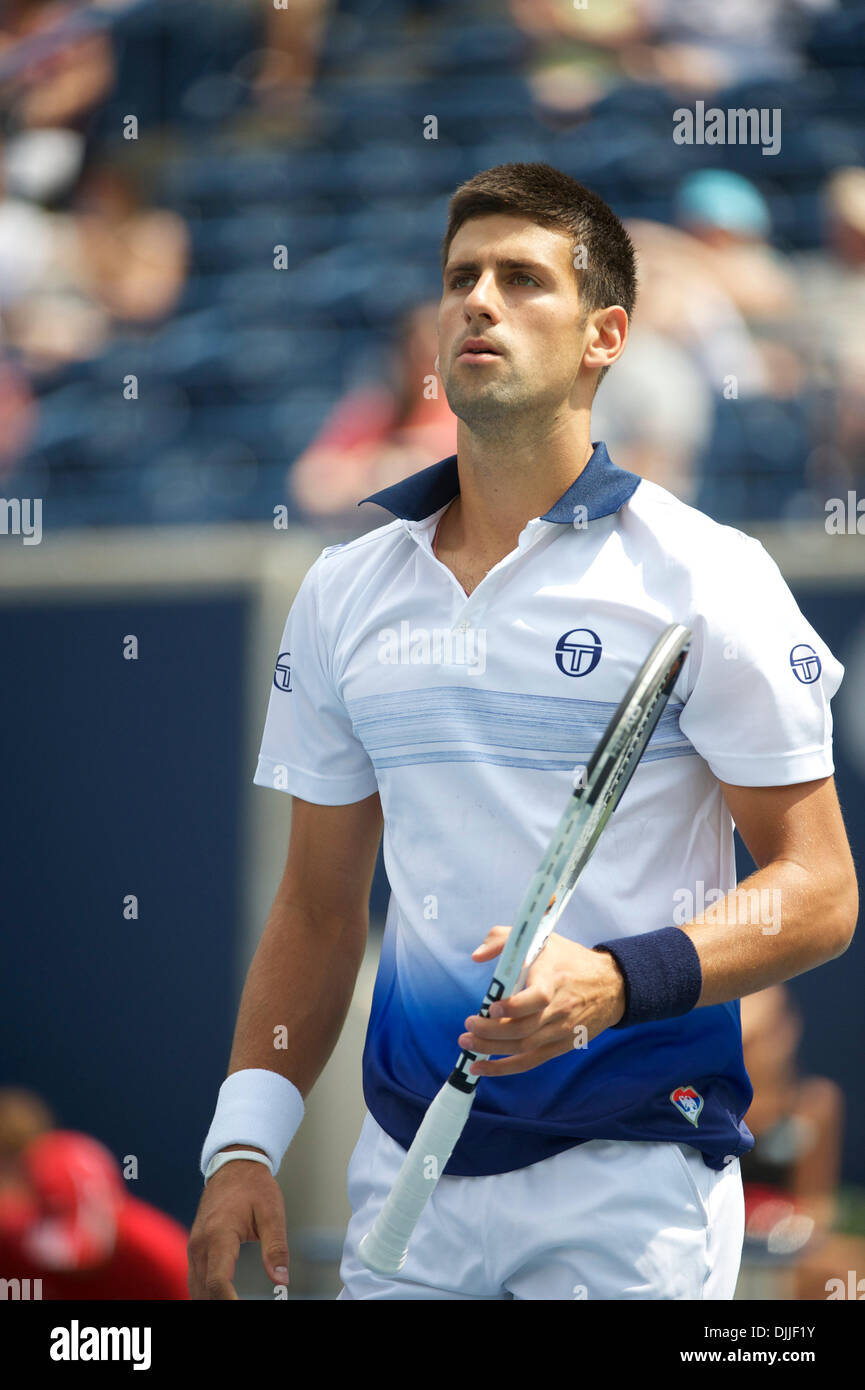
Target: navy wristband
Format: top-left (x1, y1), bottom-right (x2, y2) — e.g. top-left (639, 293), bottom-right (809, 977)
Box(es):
top-left (593, 926), bottom-right (702, 1028)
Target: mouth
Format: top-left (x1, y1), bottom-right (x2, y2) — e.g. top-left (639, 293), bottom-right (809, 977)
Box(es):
top-left (456, 342), bottom-right (503, 364)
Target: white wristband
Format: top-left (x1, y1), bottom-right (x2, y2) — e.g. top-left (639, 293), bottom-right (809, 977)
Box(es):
top-left (199, 1069), bottom-right (305, 1179)
top-left (203, 1149), bottom-right (273, 1183)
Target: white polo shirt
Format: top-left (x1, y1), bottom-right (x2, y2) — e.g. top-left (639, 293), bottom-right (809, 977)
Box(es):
top-left (254, 442), bottom-right (843, 1176)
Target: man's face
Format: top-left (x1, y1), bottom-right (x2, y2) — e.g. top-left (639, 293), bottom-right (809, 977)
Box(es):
top-left (438, 214), bottom-right (588, 428)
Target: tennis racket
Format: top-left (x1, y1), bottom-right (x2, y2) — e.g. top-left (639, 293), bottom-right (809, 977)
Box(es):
top-left (358, 621), bottom-right (692, 1276)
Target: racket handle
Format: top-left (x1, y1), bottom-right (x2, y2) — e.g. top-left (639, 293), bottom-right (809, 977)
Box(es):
top-left (358, 1081), bottom-right (476, 1276)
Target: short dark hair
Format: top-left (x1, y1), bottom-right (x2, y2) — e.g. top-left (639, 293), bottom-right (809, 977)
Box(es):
top-left (441, 162), bottom-right (637, 387)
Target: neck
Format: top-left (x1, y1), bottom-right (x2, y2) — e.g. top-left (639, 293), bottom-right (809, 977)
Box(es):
top-left (443, 411), bottom-right (595, 556)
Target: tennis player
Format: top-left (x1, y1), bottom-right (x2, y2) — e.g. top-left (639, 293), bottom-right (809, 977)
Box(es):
top-left (189, 163), bottom-right (858, 1301)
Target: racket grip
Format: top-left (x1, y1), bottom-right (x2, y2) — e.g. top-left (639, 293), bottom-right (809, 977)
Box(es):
top-left (358, 1081), bottom-right (476, 1276)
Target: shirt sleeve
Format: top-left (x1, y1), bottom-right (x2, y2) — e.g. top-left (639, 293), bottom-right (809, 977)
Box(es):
top-left (678, 532), bottom-right (844, 786)
top-left (253, 554), bottom-right (379, 804)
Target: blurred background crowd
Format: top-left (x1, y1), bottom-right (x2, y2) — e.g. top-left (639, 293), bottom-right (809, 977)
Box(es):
top-left (2, 0), bottom-right (865, 1302)
top-left (1, 0), bottom-right (865, 529)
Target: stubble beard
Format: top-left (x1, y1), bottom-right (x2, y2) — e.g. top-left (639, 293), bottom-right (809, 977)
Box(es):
top-left (443, 364), bottom-right (541, 437)
top-left (443, 365), bottom-right (566, 447)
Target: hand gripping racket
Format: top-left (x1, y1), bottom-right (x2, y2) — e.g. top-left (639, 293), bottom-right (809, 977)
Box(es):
top-left (358, 622), bottom-right (692, 1276)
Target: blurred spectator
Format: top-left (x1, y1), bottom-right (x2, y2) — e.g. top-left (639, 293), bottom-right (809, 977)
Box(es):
top-left (672, 170), bottom-right (806, 406)
top-left (0, 0), bottom-right (118, 215)
top-left (673, 171), bottom-right (797, 324)
top-left (592, 327), bottom-right (712, 504)
top-left (0, 1089), bottom-right (55, 1266)
top-left (740, 986), bottom-right (865, 1300)
top-left (0, 1127), bottom-right (190, 1299)
top-left (0, 148), bottom-right (189, 372)
top-left (790, 166), bottom-right (865, 494)
top-left (628, 0), bottom-right (838, 96)
top-left (252, 0), bottom-right (333, 113)
top-left (511, 0), bottom-right (837, 116)
top-left (0, 1088), bottom-right (54, 1196)
top-left (592, 211), bottom-right (774, 502)
top-left (508, 0), bottom-right (648, 117)
top-left (72, 153), bottom-right (189, 322)
top-left (0, 353), bottom-right (37, 479)
top-left (289, 300), bottom-right (457, 531)
top-left (0, 1), bottom-right (116, 132)
top-left (624, 219), bottom-right (769, 397)
top-left (595, 176), bottom-right (821, 502)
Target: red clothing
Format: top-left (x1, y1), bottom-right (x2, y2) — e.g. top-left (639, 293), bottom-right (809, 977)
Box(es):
top-left (0, 1194), bottom-right (190, 1300)
top-left (0, 1131), bottom-right (190, 1299)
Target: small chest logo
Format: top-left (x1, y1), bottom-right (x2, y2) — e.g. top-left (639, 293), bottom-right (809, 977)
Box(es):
top-left (790, 643), bottom-right (821, 684)
top-left (555, 628), bottom-right (602, 678)
top-left (670, 1085), bottom-right (703, 1127)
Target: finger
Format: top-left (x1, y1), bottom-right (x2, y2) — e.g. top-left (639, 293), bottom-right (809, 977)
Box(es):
top-left (471, 944), bottom-right (503, 962)
top-left (482, 982), bottom-right (550, 1021)
top-left (200, 1230), bottom-right (242, 1300)
top-left (469, 1041), bottom-right (567, 1077)
top-left (460, 1032), bottom-right (521, 1056)
top-left (459, 1010), bottom-right (562, 1055)
top-left (253, 1197), bottom-right (291, 1287)
top-left (188, 1228), bottom-right (221, 1302)
top-left (459, 1014), bottom-right (542, 1045)
top-left (471, 925), bottom-right (511, 960)
top-left (187, 1241), bottom-right (204, 1300)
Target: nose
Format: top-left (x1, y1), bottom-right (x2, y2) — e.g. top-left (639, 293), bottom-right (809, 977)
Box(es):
top-left (463, 270), bottom-right (500, 323)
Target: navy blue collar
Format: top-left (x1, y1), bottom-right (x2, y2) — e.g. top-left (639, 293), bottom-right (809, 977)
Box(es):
top-left (357, 441), bottom-right (641, 523)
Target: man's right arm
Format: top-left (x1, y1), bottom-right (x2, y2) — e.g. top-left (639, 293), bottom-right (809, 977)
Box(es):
top-left (226, 789), bottom-right (383, 1093)
top-left (188, 791), bottom-right (383, 1300)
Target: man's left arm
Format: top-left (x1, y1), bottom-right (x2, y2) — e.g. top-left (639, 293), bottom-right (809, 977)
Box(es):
top-left (679, 775), bottom-right (858, 1003)
top-left (460, 776), bottom-right (858, 1076)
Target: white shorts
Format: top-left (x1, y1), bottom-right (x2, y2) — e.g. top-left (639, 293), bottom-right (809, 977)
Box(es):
top-left (338, 1111), bottom-right (744, 1300)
